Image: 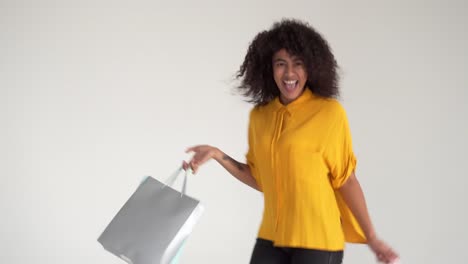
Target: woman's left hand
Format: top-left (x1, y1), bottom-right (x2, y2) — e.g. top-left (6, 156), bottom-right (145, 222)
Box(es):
top-left (367, 237), bottom-right (399, 263)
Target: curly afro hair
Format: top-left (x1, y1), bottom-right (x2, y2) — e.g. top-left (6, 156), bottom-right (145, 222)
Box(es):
top-left (236, 19), bottom-right (340, 106)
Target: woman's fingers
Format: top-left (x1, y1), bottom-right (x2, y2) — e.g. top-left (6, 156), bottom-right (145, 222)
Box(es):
top-left (190, 159), bottom-right (198, 174)
top-left (186, 145), bottom-right (207, 153)
top-left (369, 238), bottom-right (399, 264)
top-left (182, 159), bottom-right (198, 173)
top-left (184, 145), bottom-right (215, 174)
top-left (385, 250), bottom-right (399, 264)
top-left (381, 246), bottom-right (398, 263)
top-left (182, 160), bottom-right (189, 170)
top-left (376, 253), bottom-right (385, 262)
top-left (185, 146), bottom-right (197, 153)
top-left (376, 247), bottom-right (399, 263)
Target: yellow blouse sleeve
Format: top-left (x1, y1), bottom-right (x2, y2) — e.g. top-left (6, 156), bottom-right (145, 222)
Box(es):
top-left (246, 109), bottom-right (262, 191)
top-left (324, 102), bottom-right (367, 243)
top-left (324, 103), bottom-right (357, 189)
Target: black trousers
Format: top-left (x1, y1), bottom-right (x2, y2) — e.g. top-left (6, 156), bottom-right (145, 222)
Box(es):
top-left (250, 238), bottom-right (343, 264)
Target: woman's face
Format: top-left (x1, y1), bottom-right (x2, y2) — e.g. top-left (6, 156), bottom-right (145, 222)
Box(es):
top-left (272, 49), bottom-right (308, 105)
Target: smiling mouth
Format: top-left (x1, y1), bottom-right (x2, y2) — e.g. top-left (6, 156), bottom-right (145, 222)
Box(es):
top-left (283, 80), bottom-right (298, 91)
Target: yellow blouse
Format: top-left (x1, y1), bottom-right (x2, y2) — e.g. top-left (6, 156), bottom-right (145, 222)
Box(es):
top-left (246, 88), bottom-right (367, 250)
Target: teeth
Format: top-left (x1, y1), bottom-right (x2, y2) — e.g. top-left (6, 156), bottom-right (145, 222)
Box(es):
top-left (284, 80), bottom-right (297, 84)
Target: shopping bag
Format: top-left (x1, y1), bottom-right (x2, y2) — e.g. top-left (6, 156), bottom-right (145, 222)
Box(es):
top-left (98, 167), bottom-right (204, 264)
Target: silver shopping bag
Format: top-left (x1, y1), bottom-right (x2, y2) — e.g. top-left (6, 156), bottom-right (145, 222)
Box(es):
top-left (98, 167), bottom-right (204, 264)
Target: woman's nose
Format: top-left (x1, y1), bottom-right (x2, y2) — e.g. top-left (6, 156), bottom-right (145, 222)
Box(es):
top-left (285, 65), bottom-right (295, 76)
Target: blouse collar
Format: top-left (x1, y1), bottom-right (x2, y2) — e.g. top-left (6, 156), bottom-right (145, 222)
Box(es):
top-left (272, 87), bottom-right (315, 113)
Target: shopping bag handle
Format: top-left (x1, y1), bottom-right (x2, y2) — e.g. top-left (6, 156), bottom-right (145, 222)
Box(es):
top-left (162, 166), bottom-right (192, 197)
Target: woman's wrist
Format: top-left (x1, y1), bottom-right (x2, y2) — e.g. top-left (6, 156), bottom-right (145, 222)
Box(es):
top-left (366, 232), bottom-right (378, 243)
top-left (212, 147), bottom-right (224, 162)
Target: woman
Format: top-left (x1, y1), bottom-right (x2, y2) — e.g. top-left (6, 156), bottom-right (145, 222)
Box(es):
top-left (183, 19), bottom-right (399, 264)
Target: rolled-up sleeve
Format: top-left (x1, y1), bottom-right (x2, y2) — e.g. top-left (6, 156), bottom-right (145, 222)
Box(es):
top-left (324, 103), bottom-right (357, 189)
top-left (245, 109), bottom-right (262, 191)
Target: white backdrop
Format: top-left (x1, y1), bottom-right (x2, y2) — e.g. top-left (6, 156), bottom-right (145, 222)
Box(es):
top-left (1, 0), bottom-right (467, 263)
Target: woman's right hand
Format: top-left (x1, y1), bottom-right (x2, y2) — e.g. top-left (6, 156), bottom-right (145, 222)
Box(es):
top-left (182, 145), bottom-right (221, 174)
top-left (368, 237), bottom-right (399, 264)
top-left (183, 145), bottom-right (259, 190)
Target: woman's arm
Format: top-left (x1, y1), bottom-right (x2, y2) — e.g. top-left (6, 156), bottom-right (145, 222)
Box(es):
top-left (338, 172), bottom-right (376, 240)
top-left (183, 145), bottom-right (260, 191)
top-left (338, 172), bottom-right (399, 263)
